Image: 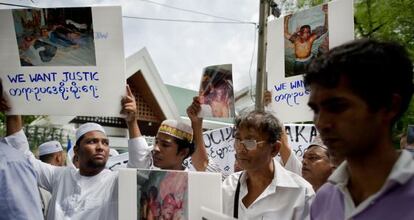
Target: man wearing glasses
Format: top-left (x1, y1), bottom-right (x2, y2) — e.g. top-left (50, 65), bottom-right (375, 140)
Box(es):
top-left (222, 110), bottom-right (314, 219)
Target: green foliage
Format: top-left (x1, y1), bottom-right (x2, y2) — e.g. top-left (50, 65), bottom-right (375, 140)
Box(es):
top-left (354, 0), bottom-right (414, 59)
top-left (0, 113), bottom-right (38, 136)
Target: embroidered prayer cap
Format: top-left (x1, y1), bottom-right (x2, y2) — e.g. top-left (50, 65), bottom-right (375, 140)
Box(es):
top-left (75, 122), bottom-right (106, 143)
top-left (39, 141), bottom-right (63, 156)
top-left (158, 119), bottom-right (193, 142)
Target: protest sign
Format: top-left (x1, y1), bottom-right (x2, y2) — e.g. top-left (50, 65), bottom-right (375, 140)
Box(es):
top-left (0, 6), bottom-right (125, 116)
top-left (118, 168), bottom-right (222, 220)
top-left (198, 64), bottom-right (235, 118)
top-left (267, 0), bottom-right (354, 123)
top-left (184, 124), bottom-right (317, 175)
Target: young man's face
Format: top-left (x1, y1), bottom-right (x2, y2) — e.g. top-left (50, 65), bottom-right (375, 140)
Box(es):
top-left (152, 132), bottom-right (187, 170)
top-left (76, 131), bottom-right (109, 169)
top-left (234, 125), bottom-right (277, 171)
top-left (308, 77), bottom-right (387, 159)
top-left (300, 27), bottom-right (311, 40)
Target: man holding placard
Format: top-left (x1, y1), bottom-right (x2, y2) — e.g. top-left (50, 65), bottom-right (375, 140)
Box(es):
top-left (8, 86), bottom-right (142, 220)
top-left (305, 39), bottom-right (414, 219)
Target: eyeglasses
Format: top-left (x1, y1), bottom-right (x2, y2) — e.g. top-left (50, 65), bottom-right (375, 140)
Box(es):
top-left (234, 138), bottom-right (267, 151)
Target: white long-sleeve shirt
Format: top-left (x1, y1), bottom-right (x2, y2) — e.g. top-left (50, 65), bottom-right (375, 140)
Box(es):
top-left (10, 130), bottom-right (141, 220)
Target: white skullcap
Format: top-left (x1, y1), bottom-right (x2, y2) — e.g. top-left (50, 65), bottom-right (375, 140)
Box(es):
top-left (75, 122), bottom-right (106, 143)
top-left (109, 148), bottom-right (119, 157)
top-left (39, 141), bottom-right (63, 156)
top-left (158, 119), bottom-right (193, 142)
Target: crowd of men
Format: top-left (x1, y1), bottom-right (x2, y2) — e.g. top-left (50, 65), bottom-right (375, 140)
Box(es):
top-left (1, 38), bottom-right (413, 220)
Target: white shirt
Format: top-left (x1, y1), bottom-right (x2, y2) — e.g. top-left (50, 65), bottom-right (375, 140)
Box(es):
top-left (327, 150), bottom-right (414, 220)
top-left (11, 130), bottom-right (142, 220)
top-left (277, 149), bottom-right (303, 176)
top-left (222, 159), bottom-right (314, 220)
top-left (130, 136), bottom-right (222, 173)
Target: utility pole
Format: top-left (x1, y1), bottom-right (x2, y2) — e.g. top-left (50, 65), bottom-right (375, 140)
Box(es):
top-left (255, 0), bottom-right (270, 110)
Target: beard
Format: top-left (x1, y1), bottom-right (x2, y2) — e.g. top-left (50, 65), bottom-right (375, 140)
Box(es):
top-left (86, 158), bottom-right (107, 169)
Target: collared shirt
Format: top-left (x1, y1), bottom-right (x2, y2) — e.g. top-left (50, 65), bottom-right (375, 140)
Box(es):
top-left (10, 130), bottom-right (142, 220)
top-left (222, 159), bottom-right (314, 220)
top-left (311, 150), bottom-right (414, 220)
top-left (131, 136), bottom-right (222, 173)
top-left (0, 131), bottom-right (43, 220)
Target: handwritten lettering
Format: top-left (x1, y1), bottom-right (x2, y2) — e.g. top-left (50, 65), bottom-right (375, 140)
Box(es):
top-left (29, 72), bottom-right (57, 82)
top-left (94, 32), bottom-right (108, 39)
top-left (7, 71), bottom-right (100, 102)
top-left (290, 79), bottom-right (305, 89)
top-left (62, 71), bottom-right (99, 82)
top-left (7, 73), bottom-right (26, 83)
top-left (274, 89), bottom-right (310, 106)
top-left (274, 83), bottom-right (286, 91)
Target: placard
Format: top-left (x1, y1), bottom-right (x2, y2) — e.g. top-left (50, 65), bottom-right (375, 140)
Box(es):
top-left (0, 6), bottom-right (125, 116)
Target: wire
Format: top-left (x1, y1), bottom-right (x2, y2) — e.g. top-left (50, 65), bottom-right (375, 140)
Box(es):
top-left (137, 0), bottom-right (248, 23)
top-left (123, 15), bottom-right (256, 25)
top-left (0, 2), bottom-right (36, 8)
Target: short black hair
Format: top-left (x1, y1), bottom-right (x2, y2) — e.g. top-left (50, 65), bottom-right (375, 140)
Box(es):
top-left (235, 110), bottom-right (283, 144)
top-left (174, 137), bottom-right (195, 160)
top-left (304, 38), bottom-right (414, 124)
top-left (300, 25), bottom-right (311, 31)
top-left (39, 152), bottom-right (59, 163)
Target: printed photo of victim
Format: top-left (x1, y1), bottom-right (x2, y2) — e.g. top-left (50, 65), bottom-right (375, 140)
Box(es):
top-left (284, 4), bottom-right (328, 77)
top-left (138, 170), bottom-right (188, 220)
top-left (198, 64), bottom-right (235, 118)
top-left (12, 7), bottom-right (96, 66)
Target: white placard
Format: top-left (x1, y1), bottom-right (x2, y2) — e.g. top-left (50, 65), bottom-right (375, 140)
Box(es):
top-left (0, 6), bottom-right (125, 116)
top-left (118, 168), bottom-right (222, 220)
top-left (267, 0), bottom-right (354, 123)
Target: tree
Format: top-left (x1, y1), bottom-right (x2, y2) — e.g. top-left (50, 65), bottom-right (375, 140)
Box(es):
top-left (354, 0), bottom-right (414, 59)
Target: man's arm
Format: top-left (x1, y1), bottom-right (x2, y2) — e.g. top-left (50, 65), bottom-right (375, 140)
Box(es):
top-left (5, 114), bottom-right (62, 192)
top-left (284, 14), bottom-right (296, 42)
top-left (279, 129), bottom-right (302, 175)
top-left (121, 85), bottom-right (140, 139)
top-left (187, 97), bottom-right (209, 171)
top-left (122, 85), bottom-right (152, 169)
top-left (311, 5), bottom-right (328, 41)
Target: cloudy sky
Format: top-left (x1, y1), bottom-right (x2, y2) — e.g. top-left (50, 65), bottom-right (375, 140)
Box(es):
top-left (2, 0), bottom-right (261, 91)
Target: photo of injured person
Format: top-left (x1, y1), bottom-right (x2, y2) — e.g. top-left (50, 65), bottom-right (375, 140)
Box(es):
top-left (12, 7), bottom-right (96, 66)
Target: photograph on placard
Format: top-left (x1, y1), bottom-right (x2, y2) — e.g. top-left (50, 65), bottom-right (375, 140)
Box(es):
top-left (284, 4), bottom-right (329, 77)
top-left (198, 64), bottom-right (235, 118)
top-left (12, 7), bottom-right (96, 66)
top-left (137, 170), bottom-right (188, 220)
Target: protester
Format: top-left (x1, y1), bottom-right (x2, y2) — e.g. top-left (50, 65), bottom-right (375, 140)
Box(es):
top-left (301, 139), bottom-right (333, 191)
top-left (38, 140), bottom-right (65, 166)
top-left (129, 99), bottom-right (221, 173)
top-left (11, 86), bottom-right (142, 220)
top-left (305, 39), bottom-right (414, 219)
top-left (222, 110), bottom-right (314, 219)
top-left (38, 140), bottom-right (66, 217)
top-left (0, 79), bottom-right (43, 219)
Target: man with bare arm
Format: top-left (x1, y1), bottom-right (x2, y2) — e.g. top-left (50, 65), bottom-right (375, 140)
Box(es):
top-left (285, 5), bottom-right (328, 75)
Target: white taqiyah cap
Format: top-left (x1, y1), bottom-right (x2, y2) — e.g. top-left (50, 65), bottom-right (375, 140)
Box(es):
top-left (109, 148), bottom-right (119, 157)
top-left (75, 123), bottom-right (106, 143)
top-left (39, 141), bottom-right (63, 156)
